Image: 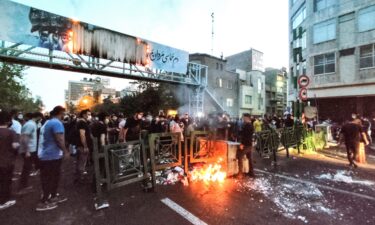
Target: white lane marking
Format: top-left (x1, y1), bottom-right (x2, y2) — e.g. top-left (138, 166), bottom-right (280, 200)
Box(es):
top-left (161, 198), bottom-right (208, 225)
top-left (255, 169), bottom-right (375, 202)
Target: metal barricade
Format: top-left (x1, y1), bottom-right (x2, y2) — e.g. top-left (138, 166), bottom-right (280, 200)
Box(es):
top-left (148, 132), bottom-right (183, 188)
top-left (92, 137), bottom-right (154, 202)
top-left (255, 129), bottom-right (280, 162)
top-left (188, 131), bottom-right (221, 163)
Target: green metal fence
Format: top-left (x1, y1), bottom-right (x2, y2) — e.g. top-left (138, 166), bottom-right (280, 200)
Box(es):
top-left (92, 137), bottom-right (154, 203)
top-left (148, 132), bottom-right (183, 188)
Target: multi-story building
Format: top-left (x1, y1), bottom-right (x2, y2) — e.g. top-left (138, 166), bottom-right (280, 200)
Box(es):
top-left (189, 53), bottom-right (239, 117)
top-left (226, 48), bottom-right (266, 117)
top-left (66, 77), bottom-right (113, 105)
top-left (236, 69), bottom-right (266, 116)
top-left (226, 48), bottom-right (265, 72)
top-left (289, 0), bottom-right (375, 121)
top-left (264, 68), bottom-right (288, 116)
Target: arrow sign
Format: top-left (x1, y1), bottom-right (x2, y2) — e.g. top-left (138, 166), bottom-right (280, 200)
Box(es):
top-left (298, 75), bottom-right (310, 88)
top-left (299, 88), bottom-right (308, 101)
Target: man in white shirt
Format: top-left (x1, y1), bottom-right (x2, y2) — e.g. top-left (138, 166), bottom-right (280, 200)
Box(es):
top-left (18, 112), bottom-right (43, 193)
top-left (10, 110), bottom-right (21, 136)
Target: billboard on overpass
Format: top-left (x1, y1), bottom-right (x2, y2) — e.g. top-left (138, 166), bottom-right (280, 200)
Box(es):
top-left (0, 0), bottom-right (188, 74)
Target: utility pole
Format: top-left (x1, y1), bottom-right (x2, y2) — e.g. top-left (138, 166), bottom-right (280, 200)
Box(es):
top-left (211, 12), bottom-right (214, 55)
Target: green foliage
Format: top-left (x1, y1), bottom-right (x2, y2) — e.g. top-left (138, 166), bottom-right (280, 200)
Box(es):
top-left (0, 62), bottom-right (44, 112)
top-left (93, 81), bottom-right (181, 116)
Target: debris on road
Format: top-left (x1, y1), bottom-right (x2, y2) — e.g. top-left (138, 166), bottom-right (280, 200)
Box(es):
top-left (316, 170), bottom-right (375, 186)
top-left (236, 174), bottom-right (335, 221)
top-left (156, 166), bottom-right (187, 185)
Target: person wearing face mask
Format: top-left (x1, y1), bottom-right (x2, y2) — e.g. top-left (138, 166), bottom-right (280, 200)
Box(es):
top-left (123, 112), bottom-right (143, 142)
top-left (9, 109), bottom-right (22, 137)
top-left (91, 112), bottom-right (109, 147)
top-left (17, 112), bottom-right (43, 194)
top-left (75, 109), bottom-right (93, 182)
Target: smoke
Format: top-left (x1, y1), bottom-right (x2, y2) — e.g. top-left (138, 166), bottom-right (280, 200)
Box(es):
top-left (174, 84), bottom-right (190, 114)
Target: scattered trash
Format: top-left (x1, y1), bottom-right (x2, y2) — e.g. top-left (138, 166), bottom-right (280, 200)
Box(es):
top-left (155, 166), bottom-right (186, 185)
top-left (237, 174), bottom-right (335, 221)
top-left (316, 170), bottom-right (375, 186)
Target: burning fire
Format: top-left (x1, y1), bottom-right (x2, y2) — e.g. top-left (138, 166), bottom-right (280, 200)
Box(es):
top-left (190, 159), bottom-right (227, 183)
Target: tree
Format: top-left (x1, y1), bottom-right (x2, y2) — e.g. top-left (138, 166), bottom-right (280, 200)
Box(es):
top-left (0, 62), bottom-right (44, 112)
top-left (92, 81), bottom-right (183, 116)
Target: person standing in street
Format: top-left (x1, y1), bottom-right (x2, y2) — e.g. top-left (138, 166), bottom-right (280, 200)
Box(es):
top-left (253, 117), bottom-right (263, 133)
top-left (0, 111), bottom-right (20, 211)
top-left (18, 112), bottom-right (43, 194)
top-left (36, 106), bottom-right (67, 211)
top-left (237, 113), bottom-right (255, 178)
top-left (10, 109), bottom-right (22, 136)
top-left (75, 109), bottom-right (93, 182)
top-left (124, 112), bottom-right (143, 142)
top-left (340, 115), bottom-right (368, 168)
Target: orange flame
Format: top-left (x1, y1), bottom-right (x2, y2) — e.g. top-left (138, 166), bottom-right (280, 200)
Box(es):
top-left (190, 160), bottom-right (226, 183)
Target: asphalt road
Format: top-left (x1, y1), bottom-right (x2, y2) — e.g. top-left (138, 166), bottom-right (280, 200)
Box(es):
top-left (1, 147), bottom-right (375, 225)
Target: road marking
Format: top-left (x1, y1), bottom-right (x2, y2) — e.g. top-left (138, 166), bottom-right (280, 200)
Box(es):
top-left (255, 169), bottom-right (375, 202)
top-left (161, 198), bottom-right (208, 225)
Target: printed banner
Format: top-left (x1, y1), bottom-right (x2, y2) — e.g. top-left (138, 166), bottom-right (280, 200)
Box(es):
top-left (0, 0), bottom-right (189, 74)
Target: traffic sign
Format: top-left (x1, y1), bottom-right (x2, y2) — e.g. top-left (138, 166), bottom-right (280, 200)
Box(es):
top-left (298, 75), bottom-right (310, 88)
top-left (299, 88), bottom-right (308, 101)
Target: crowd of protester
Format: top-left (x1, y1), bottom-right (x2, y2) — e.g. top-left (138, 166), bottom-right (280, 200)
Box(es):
top-left (1, 105), bottom-right (374, 211)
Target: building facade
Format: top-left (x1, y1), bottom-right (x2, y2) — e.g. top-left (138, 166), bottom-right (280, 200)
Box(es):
top-left (226, 48), bottom-right (265, 72)
top-left (264, 68), bottom-right (288, 116)
top-left (289, 0), bottom-right (375, 121)
top-left (189, 53), bottom-right (239, 117)
top-left (236, 69), bottom-right (266, 116)
top-left (66, 77), bottom-right (114, 105)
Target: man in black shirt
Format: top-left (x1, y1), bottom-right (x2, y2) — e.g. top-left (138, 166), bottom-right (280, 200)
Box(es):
top-left (124, 112), bottom-right (143, 142)
top-left (75, 109), bottom-right (93, 180)
top-left (340, 119), bottom-right (363, 168)
top-left (91, 112), bottom-right (109, 148)
top-left (237, 113), bottom-right (255, 178)
top-left (284, 114), bottom-right (294, 128)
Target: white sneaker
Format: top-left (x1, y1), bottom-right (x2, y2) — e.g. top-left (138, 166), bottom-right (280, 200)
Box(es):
top-left (0, 200), bottom-right (16, 210)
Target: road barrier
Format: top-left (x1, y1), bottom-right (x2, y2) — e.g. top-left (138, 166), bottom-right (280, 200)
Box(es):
top-left (255, 125), bottom-right (321, 162)
top-left (92, 137), bottom-right (154, 203)
top-left (148, 132), bottom-right (183, 188)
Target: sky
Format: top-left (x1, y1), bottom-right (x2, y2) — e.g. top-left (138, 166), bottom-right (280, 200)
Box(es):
top-left (11, 0), bottom-right (289, 111)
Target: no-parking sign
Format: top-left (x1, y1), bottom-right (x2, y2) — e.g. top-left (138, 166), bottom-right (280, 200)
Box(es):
top-left (298, 75), bottom-right (310, 88)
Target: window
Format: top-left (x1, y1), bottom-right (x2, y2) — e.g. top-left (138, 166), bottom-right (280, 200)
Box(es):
top-left (314, 0), bottom-right (336, 12)
top-left (313, 19), bottom-right (336, 44)
top-left (220, 64), bottom-right (223, 71)
top-left (292, 6), bottom-right (306, 29)
top-left (245, 95), bottom-right (252, 104)
top-left (360, 44), bottom-right (375, 69)
top-left (314, 53), bottom-right (335, 75)
top-left (358, 5), bottom-right (375, 32)
top-left (216, 63), bottom-right (219, 70)
top-left (216, 78), bottom-right (223, 87)
top-left (226, 98), bottom-right (233, 107)
top-left (227, 80), bottom-right (233, 89)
